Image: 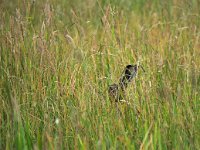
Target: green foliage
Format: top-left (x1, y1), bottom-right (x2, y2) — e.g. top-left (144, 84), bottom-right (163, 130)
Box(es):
top-left (0, 0), bottom-right (199, 149)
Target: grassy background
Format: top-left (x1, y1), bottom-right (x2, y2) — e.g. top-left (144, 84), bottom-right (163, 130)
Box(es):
top-left (0, 0), bottom-right (200, 149)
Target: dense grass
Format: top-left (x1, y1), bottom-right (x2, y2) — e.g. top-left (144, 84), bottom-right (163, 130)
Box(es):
top-left (0, 0), bottom-right (200, 149)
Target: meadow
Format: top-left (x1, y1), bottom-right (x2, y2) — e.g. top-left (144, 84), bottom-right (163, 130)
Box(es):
top-left (0, 0), bottom-right (200, 149)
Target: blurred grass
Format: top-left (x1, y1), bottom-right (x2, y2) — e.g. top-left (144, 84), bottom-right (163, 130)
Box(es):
top-left (0, 0), bottom-right (200, 149)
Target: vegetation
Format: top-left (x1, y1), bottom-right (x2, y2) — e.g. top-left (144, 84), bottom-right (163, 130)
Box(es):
top-left (0, 0), bottom-right (199, 149)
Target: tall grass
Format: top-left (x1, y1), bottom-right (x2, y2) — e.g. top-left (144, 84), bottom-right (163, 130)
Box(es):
top-left (0, 0), bottom-right (200, 149)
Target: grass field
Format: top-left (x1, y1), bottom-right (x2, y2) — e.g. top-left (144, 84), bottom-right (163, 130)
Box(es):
top-left (0, 0), bottom-right (200, 149)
